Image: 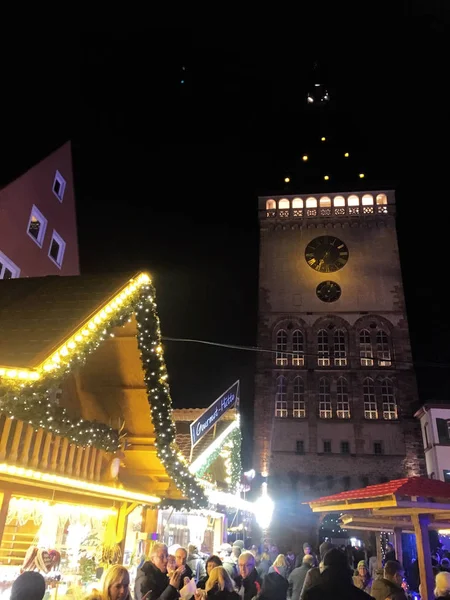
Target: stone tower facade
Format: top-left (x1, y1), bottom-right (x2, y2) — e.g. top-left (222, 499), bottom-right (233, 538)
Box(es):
top-left (254, 190), bottom-right (424, 543)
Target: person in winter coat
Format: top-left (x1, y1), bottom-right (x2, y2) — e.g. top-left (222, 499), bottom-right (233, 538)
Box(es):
top-left (258, 570), bottom-right (289, 600)
top-left (137, 542), bottom-right (185, 600)
top-left (303, 548), bottom-right (375, 600)
top-left (187, 545), bottom-right (207, 582)
top-left (288, 554), bottom-right (316, 600)
top-left (435, 570), bottom-right (450, 598)
top-left (371, 560), bottom-right (407, 600)
top-left (234, 552), bottom-right (262, 600)
top-left (300, 541), bottom-right (334, 599)
top-left (10, 572), bottom-right (46, 600)
top-left (195, 566), bottom-right (239, 600)
top-left (175, 547), bottom-right (194, 587)
top-left (197, 556), bottom-right (223, 590)
top-left (256, 552), bottom-right (271, 579)
top-left (268, 554), bottom-right (288, 579)
top-left (353, 560), bottom-right (373, 594)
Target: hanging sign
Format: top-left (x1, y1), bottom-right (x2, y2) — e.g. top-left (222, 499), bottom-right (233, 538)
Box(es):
top-left (190, 380), bottom-right (240, 448)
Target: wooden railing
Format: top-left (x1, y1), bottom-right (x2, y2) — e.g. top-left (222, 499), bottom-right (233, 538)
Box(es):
top-left (0, 414), bottom-right (112, 482)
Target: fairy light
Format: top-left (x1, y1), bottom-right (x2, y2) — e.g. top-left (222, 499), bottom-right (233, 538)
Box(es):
top-left (0, 463), bottom-right (160, 504)
top-left (189, 419), bottom-right (239, 474)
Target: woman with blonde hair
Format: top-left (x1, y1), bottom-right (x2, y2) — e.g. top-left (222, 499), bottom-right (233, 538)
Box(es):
top-left (268, 554), bottom-right (288, 579)
top-left (195, 566), bottom-right (239, 600)
top-left (101, 565), bottom-right (130, 600)
top-left (435, 570), bottom-right (450, 598)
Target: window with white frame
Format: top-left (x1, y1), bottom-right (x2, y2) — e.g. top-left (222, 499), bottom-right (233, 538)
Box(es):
top-left (336, 377), bottom-right (350, 418)
top-left (27, 205), bottom-right (47, 247)
top-left (0, 250), bottom-right (20, 279)
top-left (377, 330), bottom-right (392, 366)
top-left (319, 377), bottom-right (332, 418)
top-left (317, 329), bottom-right (330, 366)
top-left (48, 230), bottom-right (66, 268)
top-left (293, 376), bottom-right (306, 417)
top-left (363, 377), bottom-right (378, 419)
top-left (292, 330), bottom-right (305, 366)
top-left (275, 376), bottom-right (288, 417)
top-left (275, 329), bottom-right (288, 365)
top-left (381, 378), bottom-right (397, 420)
top-left (52, 170), bottom-right (66, 202)
top-left (334, 329), bottom-right (347, 366)
top-left (360, 329), bottom-right (374, 366)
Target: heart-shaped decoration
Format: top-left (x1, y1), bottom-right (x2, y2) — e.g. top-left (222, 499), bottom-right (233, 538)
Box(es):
top-left (36, 549), bottom-right (53, 573)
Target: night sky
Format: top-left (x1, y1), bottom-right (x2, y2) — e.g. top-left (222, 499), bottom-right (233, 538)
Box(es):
top-left (2, 15), bottom-right (450, 465)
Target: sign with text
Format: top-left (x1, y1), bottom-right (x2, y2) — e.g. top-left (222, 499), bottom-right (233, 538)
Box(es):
top-left (190, 380), bottom-right (240, 448)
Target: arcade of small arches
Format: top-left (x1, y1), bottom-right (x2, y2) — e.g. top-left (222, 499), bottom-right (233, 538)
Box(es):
top-left (264, 193), bottom-right (389, 219)
top-left (274, 326), bottom-right (392, 369)
top-left (273, 373), bottom-right (398, 422)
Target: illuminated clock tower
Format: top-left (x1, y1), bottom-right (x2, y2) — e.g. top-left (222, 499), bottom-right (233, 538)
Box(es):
top-left (254, 189), bottom-right (424, 542)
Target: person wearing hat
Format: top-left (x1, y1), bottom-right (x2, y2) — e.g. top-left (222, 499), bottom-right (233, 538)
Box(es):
top-left (303, 548), bottom-right (375, 600)
top-left (353, 560), bottom-right (373, 593)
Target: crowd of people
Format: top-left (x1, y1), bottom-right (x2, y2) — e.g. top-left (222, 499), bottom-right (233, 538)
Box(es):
top-left (9, 539), bottom-right (450, 600)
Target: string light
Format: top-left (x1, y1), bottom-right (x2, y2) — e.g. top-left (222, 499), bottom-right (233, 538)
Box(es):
top-left (302, 155), bottom-right (308, 161)
top-left (0, 463), bottom-right (160, 504)
top-left (359, 173), bottom-right (365, 178)
top-left (321, 137), bottom-right (326, 142)
top-left (344, 152), bottom-right (349, 157)
top-left (324, 175), bottom-right (330, 181)
top-left (284, 177), bottom-right (290, 183)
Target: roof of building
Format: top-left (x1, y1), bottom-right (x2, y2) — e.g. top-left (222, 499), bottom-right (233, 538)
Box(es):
top-left (414, 403), bottom-right (450, 418)
top-left (309, 477), bottom-right (450, 506)
top-left (0, 273), bottom-right (137, 368)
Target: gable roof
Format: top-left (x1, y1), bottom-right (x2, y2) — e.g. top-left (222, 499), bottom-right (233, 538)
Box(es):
top-left (0, 272), bottom-right (141, 372)
top-left (309, 477), bottom-right (450, 507)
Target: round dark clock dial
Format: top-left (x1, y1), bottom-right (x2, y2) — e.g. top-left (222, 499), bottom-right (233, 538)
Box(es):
top-left (316, 281), bottom-right (342, 302)
top-left (305, 235), bottom-right (349, 273)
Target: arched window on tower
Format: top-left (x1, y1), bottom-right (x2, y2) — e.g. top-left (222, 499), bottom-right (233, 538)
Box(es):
top-left (337, 377), bottom-right (350, 418)
top-left (306, 197), bottom-right (317, 207)
top-left (359, 329), bottom-right (374, 366)
top-left (292, 330), bottom-right (305, 366)
top-left (320, 196), bottom-right (332, 207)
top-left (363, 377), bottom-right (377, 419)
top-left (381, 378), bottom-right (397, 420)
top-left (347, 195), bottom-right (359, 206)
top-left (292, 198), bottom-right (303, 208)
top-left (279, 198), bottom-right (290, 209)
top-left (334, 196), bottom-right (346, 207)
top-left (317, 329), bottom-right (330, 366)
top-left (276, 329), bottom-right (288, 365)
top-left (362, 194), bottom-right (374, 205)
top-left (266, 199), bottom-right (276, 210)
top-left (376, 330), bottom-right (391, 366)
top-left (319, 377), bottom-right (332, 418)
top-left (334, 329), bottom-right (347, 366)
top-left (376, 193), bottom-right (388, 205)
top-left (275, 375), bottom-right (288, 417)
top-left (293, 376), bottom-right (305, 418)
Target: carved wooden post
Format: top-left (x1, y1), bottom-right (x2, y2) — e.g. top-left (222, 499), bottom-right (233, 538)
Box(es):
top-left (74, 447), bottom-right (83, 478)
top-left (40, 433), bottom-right (53, 470)
top-left (0, 419), bottom-right (13, 461)
top-left (59, 438), bottom-right (69, 474)
top-left (66, 444), bottom-right (76, 476)
top-left (89, 448), bottom-right (97, 481)
top-left (51, 436), bottom-right (61, 472)
top-left (0, 492), bottom-right (11, 549)
top-left (9, 421), bottom-right (24, 463)
top-left (81, 446), bottom-right (91, 480)
top-left (19, 425), bottom-right (34, 465)
top-left (31, 429), bottom-right (44, 468)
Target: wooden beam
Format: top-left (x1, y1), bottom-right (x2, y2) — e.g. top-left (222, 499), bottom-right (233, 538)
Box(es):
top-left (393, 527), bottom-right (403, 566)
top-left (310, 498), bottom-right (398, 512)
top-left (411, 514), bottom-right (434, 600)
top-left (376, 531), bottom-right (382, 571)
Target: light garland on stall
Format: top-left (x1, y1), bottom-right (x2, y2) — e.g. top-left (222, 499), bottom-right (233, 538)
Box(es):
top-left (0, 273), bottom-right (208, 508)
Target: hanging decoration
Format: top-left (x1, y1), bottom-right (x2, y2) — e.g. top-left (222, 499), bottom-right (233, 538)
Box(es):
top-left (0, 274), bottom-right (209, 508)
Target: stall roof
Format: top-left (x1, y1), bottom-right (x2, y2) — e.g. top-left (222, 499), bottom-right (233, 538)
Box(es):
top-left (309, 477), bottom-right (450, 508)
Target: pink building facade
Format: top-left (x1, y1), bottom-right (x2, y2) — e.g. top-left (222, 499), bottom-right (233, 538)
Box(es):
top-left (0, 141), bottom-right (79, 278)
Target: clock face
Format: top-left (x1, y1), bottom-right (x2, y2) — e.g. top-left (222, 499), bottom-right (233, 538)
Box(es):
top-left (316, 280), bottom-right (342, 303)
top-left (305, 235), bottom-right (349, 273)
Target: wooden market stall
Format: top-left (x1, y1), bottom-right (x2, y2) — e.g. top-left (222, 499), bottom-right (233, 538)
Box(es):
top-left (0, 271), bottom-right (212, 597)
top-left (307, 476), bottom-right (450, 600)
